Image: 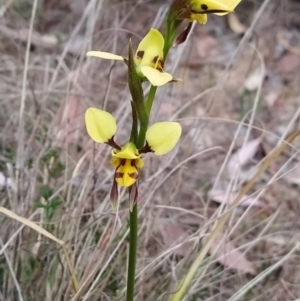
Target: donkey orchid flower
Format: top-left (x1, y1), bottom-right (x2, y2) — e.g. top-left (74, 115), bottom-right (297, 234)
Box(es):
top-left (86, 28), bottom-right (176, 86)
top-left (85, 108), bottom-right (181, 206)
top-left (175, 0), bottom-right (242, 24)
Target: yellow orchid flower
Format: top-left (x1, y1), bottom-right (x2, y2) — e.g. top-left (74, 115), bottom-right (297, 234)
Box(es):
top-left (175, 0), bottom-right (242, 24)
top-left (87, 28), bottom-right (175, 87)
top-left (85, 107), bottom-right (181, 204)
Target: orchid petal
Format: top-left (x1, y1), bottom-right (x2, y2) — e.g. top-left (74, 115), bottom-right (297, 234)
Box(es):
top-left (135, 28), bottom-right (164, 67)
top-left (112, 143), bottom-right (141, 159)
top-left (140, 66), bottom-right (173, 86)
top-left (135, 158), bottom-right (144, 168)
top-left (85, 108), bottom-right (117, 143)
top-left (146, 122), bottom-right (182, 155)
top-left (190, 0), bottom-right (232, 13)
top-left (213, 0), bottom-right (242, 15)
top-left (87, 51), bottom-right (124, 61)
top-left (187, 0), bottom-right (242, 23)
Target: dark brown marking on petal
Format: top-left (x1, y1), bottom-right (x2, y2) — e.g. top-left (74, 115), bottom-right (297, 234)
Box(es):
top-left (137, 51), bottom-right (144, 59)
top-left (128, 172), bottom-right (138, 180)
top-left (191, 9), bottom-right (229, 14)
top-left (115, 160), bottom-right (123, 170)
top-left (121, 159), bottom-right (126, 166)
top-left (155, 59), bottom-right (164, 72)
top-left (131, 160), bottom-right (136, 167)
top-left (201, 4), bottom-right (208, 10)
top-left (152, 56), bottom-right (159, 64)
top-left (115, 172), bottom-right (124, 178)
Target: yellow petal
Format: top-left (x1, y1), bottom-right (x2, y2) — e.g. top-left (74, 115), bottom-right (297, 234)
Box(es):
top-left (191, 0), bottom-right (232, 13)
top-left (111, 157), bottom-right (121, 167)
top-left (85, 108), bottom-right (117, 143)
top-left (214, 0), bottom-right (242, 15)
top-left (112, 143), bottom-right (141, 159)
top-left (135, 28), bottom-right (164, 67)
top-left (87, 51), bottom-right (124, 61)
top-left (146, 122), bottom-right (182, 155)
top-left (135, 158), bottom-right (144, 168)
top-left (140, 66), bottom-right (173, 86)
top-left (189, 0), bottom-right (241, 22)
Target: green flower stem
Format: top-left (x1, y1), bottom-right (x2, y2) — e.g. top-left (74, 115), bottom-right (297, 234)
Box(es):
top-left (126, 200), bottom-right (138, 301)
top-left (137, 85), bottom-right (157, 147)
top-left (137, 119), bottom-right (148, 149)
top-left (145, 85), bottom-right (158, 116)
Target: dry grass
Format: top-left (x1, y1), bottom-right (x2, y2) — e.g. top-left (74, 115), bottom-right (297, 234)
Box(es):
top-left (1, 0), bottom-right (300, 300)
